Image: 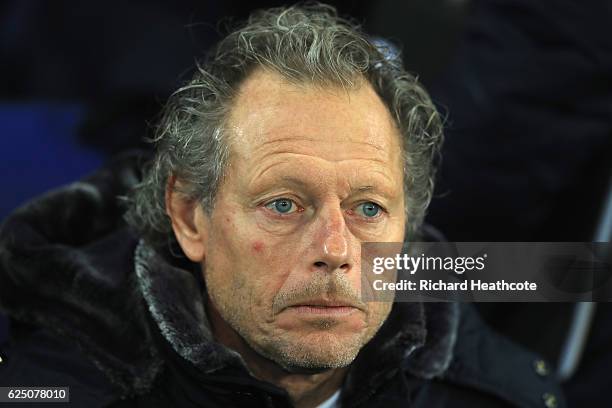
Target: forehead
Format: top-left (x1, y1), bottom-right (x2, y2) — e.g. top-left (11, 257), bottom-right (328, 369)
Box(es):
top-left (226, 69), bottom-right (403, 164)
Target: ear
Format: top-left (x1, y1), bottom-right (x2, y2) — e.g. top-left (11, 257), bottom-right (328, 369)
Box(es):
top-left (165, 175), bottom-right (209, 262)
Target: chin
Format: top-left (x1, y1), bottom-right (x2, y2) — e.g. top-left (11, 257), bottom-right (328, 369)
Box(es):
top-left (276, 351), bottom-right (357, 374)
top-left (278, 362), bottom-right (349, 375)
top-left (270, 331), bottom-right (363, 370)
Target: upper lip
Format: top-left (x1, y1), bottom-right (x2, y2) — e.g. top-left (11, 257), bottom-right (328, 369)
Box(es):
top-left (287, 299), bottom-right (362, 310)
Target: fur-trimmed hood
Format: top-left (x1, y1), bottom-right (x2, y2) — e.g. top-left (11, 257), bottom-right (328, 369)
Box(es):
top-left (0, 153), bottom-right (459, 402)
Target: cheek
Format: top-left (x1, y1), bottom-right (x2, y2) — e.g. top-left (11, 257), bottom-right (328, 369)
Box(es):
top-left (365, 301), bottom-right (393, 333)
top-left (205, 216), bottom-right (250, 292)
top-left (209, 210), bottom-right (301, 306)
top-left (248, 239), bottom-right (292, 296)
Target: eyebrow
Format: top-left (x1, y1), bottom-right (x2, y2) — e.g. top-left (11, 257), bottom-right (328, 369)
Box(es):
top-left (279, 175), bottom-right (309, 187)
top-left (355, 185), bottom-right (397, 200)
top-left (274, 177), bottom-right (396, 200)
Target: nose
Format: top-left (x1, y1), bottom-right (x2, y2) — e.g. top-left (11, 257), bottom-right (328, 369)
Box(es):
top-left (311, 205), bottom-right (352, 273)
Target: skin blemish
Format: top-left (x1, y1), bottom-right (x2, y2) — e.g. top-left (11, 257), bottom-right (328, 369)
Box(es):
top-left (252, 240), bottom-right (265, 253)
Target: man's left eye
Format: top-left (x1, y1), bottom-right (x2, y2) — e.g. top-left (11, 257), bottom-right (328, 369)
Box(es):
top-left (356, 202), bottom-right (383, 218)
top-left (265, 198), bottom-right (298, 214)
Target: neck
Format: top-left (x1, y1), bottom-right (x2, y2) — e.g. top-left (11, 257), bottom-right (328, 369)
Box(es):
top-left (206, 297), bottom-right (347, 408)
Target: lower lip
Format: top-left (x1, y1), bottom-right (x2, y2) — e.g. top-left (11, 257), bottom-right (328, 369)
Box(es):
top-left (288, 305), bottom-right (358, 316)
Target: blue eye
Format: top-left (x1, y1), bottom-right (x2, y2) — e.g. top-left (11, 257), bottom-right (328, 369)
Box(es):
top-left (357, 202), bottom-right (382, 218)
top-left (265, 198), bottom-right (296, 214)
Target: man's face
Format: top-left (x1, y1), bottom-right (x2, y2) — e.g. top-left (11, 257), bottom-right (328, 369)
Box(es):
top-left (200, 70), bottom-right (406, 370)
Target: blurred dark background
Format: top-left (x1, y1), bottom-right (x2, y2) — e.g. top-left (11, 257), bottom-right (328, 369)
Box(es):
top-left (1, 0), bottom-right (611, 405)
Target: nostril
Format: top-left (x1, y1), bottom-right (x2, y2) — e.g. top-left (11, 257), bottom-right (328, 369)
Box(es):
top-left (313, 261), bottom-right (350, 271)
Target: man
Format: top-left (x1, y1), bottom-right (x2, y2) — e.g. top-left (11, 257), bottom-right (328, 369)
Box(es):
top-left (0, 4), bottom-right (563, 407)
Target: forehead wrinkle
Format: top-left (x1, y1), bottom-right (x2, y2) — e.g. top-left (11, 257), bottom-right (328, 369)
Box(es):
top-left (246, 152), bottom-right (399, 198)
top-left (240, 135), bottom-right (392, 169)
top-left (248, 133), bottom-right (389, 156)
top-left (251, 151), bottom-right (391, 182)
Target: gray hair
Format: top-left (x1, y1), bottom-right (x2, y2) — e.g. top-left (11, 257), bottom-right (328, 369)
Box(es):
top-left (124, 3), bottom-right (443, 247)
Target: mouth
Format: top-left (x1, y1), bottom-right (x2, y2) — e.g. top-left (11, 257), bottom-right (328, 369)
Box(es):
top-left (284, 299), bottom-right (363, 316)
top-left (288, 305), bottom-right (358, 315)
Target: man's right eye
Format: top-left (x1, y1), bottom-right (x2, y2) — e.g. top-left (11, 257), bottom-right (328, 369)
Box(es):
top-left (264, 198), bottom-right (298, 214)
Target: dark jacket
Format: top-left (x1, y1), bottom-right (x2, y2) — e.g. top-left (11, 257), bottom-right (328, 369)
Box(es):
top-left (0, 154), bottom-right (565, 407)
